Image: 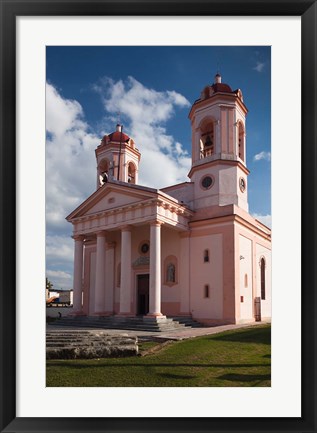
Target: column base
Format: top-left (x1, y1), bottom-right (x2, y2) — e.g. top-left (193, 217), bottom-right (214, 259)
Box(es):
top-left (145, 314), bottom-right (166, 319)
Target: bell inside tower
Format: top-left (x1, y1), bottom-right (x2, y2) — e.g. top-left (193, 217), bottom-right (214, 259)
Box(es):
top-left (97, 158), bottom-right (110, 187)
top-left (199, 121), bottom-right (215, 159)
top-left (127, 162), bottom-right (136, 184)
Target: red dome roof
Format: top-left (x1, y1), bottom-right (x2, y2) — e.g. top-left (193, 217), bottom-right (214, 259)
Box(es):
top-left (108, 131), bottom-right (130, 142)
top-left (211, 82), bottom-right (233, 93)
top-left (101, 130), bottom-right (130, 145)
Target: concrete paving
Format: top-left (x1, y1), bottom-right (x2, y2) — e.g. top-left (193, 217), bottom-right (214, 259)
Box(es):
top-left (47, 320), bottom-right (270, 341)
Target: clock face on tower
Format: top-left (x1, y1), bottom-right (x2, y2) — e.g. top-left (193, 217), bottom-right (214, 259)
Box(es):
top-left (239, 177), bottom-right (246, 192)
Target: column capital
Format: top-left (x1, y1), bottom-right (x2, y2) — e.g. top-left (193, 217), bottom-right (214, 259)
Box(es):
top-left (96, 230), bottom-right (107, 238)
top-left (106, 241), bottom-right (116, 250)
top-left (120, 224), bottom-right (132, 232)
top-left (72, 234), bottom-right (85, 241)
top-left (150, 220), bottom-right (162, 227)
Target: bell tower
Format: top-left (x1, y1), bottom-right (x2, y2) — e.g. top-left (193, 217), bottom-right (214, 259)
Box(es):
top-left (95, 124), bottom-right (141, 188)
top-left (188, 73), bottom-right (249, 212)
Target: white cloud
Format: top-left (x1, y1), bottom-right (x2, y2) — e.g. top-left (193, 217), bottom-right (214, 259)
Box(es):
top-left (46, 82), bottom-right (100, 233)
top-left (46, 270), bottom-right (73, 290)
top-left (46, 84), bottom-right (86, 137)
top-left (46, 235), bottom-right (74, 264)
top-left (253, 151), bottom-right (271, 162)
top-left (94, 76), bottom-right (191, 188)
top-left (252, 214), bottom-right (272, 228)
top-left (46, 235), bottom-right (74, 288)
top-left (253, 61), bottom-right (265, 72)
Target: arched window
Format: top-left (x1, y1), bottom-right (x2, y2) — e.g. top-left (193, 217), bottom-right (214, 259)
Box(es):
top-left (127, 162), bottom-right (136, 184)
top-left (204, 249), bottom-right (209, 263)
top-left (260, 258), bottom-right (266, 300)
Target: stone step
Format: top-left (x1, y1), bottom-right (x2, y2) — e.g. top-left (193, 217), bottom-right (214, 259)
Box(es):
top-left (51, 321), bottom-right (153, 329)
top-left (168, 316), bottom-right (204, 328)
top-left (50, 315), bottom-right (192, 332)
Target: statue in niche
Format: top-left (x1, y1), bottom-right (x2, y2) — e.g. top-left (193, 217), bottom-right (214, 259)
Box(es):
top-left (167, 263), bottom-right (175, 283)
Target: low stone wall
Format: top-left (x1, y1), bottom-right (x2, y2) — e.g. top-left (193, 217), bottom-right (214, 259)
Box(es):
top-left (46, 306), bottom-right (74, 318)
top-left (46, 330), bottom-right (138, 359)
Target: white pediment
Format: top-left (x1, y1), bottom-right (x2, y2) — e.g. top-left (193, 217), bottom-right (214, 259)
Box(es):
top-left (67, 183), bottom-right (156, 220)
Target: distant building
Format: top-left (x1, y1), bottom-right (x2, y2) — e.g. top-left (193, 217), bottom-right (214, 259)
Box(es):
top-left (46, 289), bottom-right (73, 305)
top-left (67, 74), bottom-right (271, 325)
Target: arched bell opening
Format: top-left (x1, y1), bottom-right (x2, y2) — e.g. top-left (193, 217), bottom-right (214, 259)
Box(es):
top-left (127, 161), bottom-right (136, 184)
top-left (199, 119), bottom-right (215, 159)
top-left (97, 158), bottom-right (110, 187)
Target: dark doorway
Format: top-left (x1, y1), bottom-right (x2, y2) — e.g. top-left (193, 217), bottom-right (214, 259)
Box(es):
top-left (137, 274), bottom-right (149, 315)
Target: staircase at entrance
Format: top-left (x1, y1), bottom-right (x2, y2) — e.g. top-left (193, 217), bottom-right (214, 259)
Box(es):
top-left (49, 315), bottom-right (203, 332)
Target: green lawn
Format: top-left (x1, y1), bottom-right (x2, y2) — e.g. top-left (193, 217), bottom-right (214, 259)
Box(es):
top-left (46, 324), bottom-right (271, 387)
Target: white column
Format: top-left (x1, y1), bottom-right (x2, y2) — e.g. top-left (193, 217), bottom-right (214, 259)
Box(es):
top-left (148, 221), bottom-right (163, 316)
top-left (72, 235), bottom-right (84, 313)
top-left (94, 231), bottom-right (106, 314)
top-left (119, 226), bottom-right (132, 315)
top-left (105, 242), bottom-right (115, 314)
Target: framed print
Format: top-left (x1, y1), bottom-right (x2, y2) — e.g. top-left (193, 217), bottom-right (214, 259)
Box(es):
top-left (0, 1), bottom-right (316, 432)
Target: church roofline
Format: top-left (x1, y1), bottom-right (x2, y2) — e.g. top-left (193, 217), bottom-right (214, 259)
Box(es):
top-left (66, 179), bottom-right (193, 222)
top-left (161, 181), bottom-right (194, 192)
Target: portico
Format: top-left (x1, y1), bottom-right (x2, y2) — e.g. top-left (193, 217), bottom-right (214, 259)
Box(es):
top-left (67, 181), bottom-right (192, 318)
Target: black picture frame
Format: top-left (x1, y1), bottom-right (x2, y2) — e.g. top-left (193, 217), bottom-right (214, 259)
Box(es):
top-left (0, 1), bottom-right (316, 432)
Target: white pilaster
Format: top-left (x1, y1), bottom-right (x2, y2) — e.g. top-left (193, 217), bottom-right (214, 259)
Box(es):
top-left (148, 221), bottom-right (163, 316)
top-left (94, 231), bottom-right (106, 313)
top-left (214, 119), bottom-right (220, 155)
top-left (119, 226), bottom-right (132, 315)
top-left (105, 242), bottom-right (115, 314)
top-left (180, 234), bottom-right (190, 314)
top-left (72, 235), bottom-right (84, 313)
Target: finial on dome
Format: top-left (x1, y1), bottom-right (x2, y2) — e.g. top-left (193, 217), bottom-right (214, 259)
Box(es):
top-left (215, 73), bottom-right (222, 84)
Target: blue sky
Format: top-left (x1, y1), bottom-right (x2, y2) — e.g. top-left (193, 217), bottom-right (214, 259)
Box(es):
top-left (46, 46), bottom-right (271, 290)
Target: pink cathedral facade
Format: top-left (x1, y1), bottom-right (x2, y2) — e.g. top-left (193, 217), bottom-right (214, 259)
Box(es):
top-left (67, 74), bottom-right (271, 325)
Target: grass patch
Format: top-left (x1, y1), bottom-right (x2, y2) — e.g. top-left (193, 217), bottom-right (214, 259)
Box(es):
top-left (46, 324), bottom-right (271, 387)
top-left (138, 341), bottom-right (162, 354)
